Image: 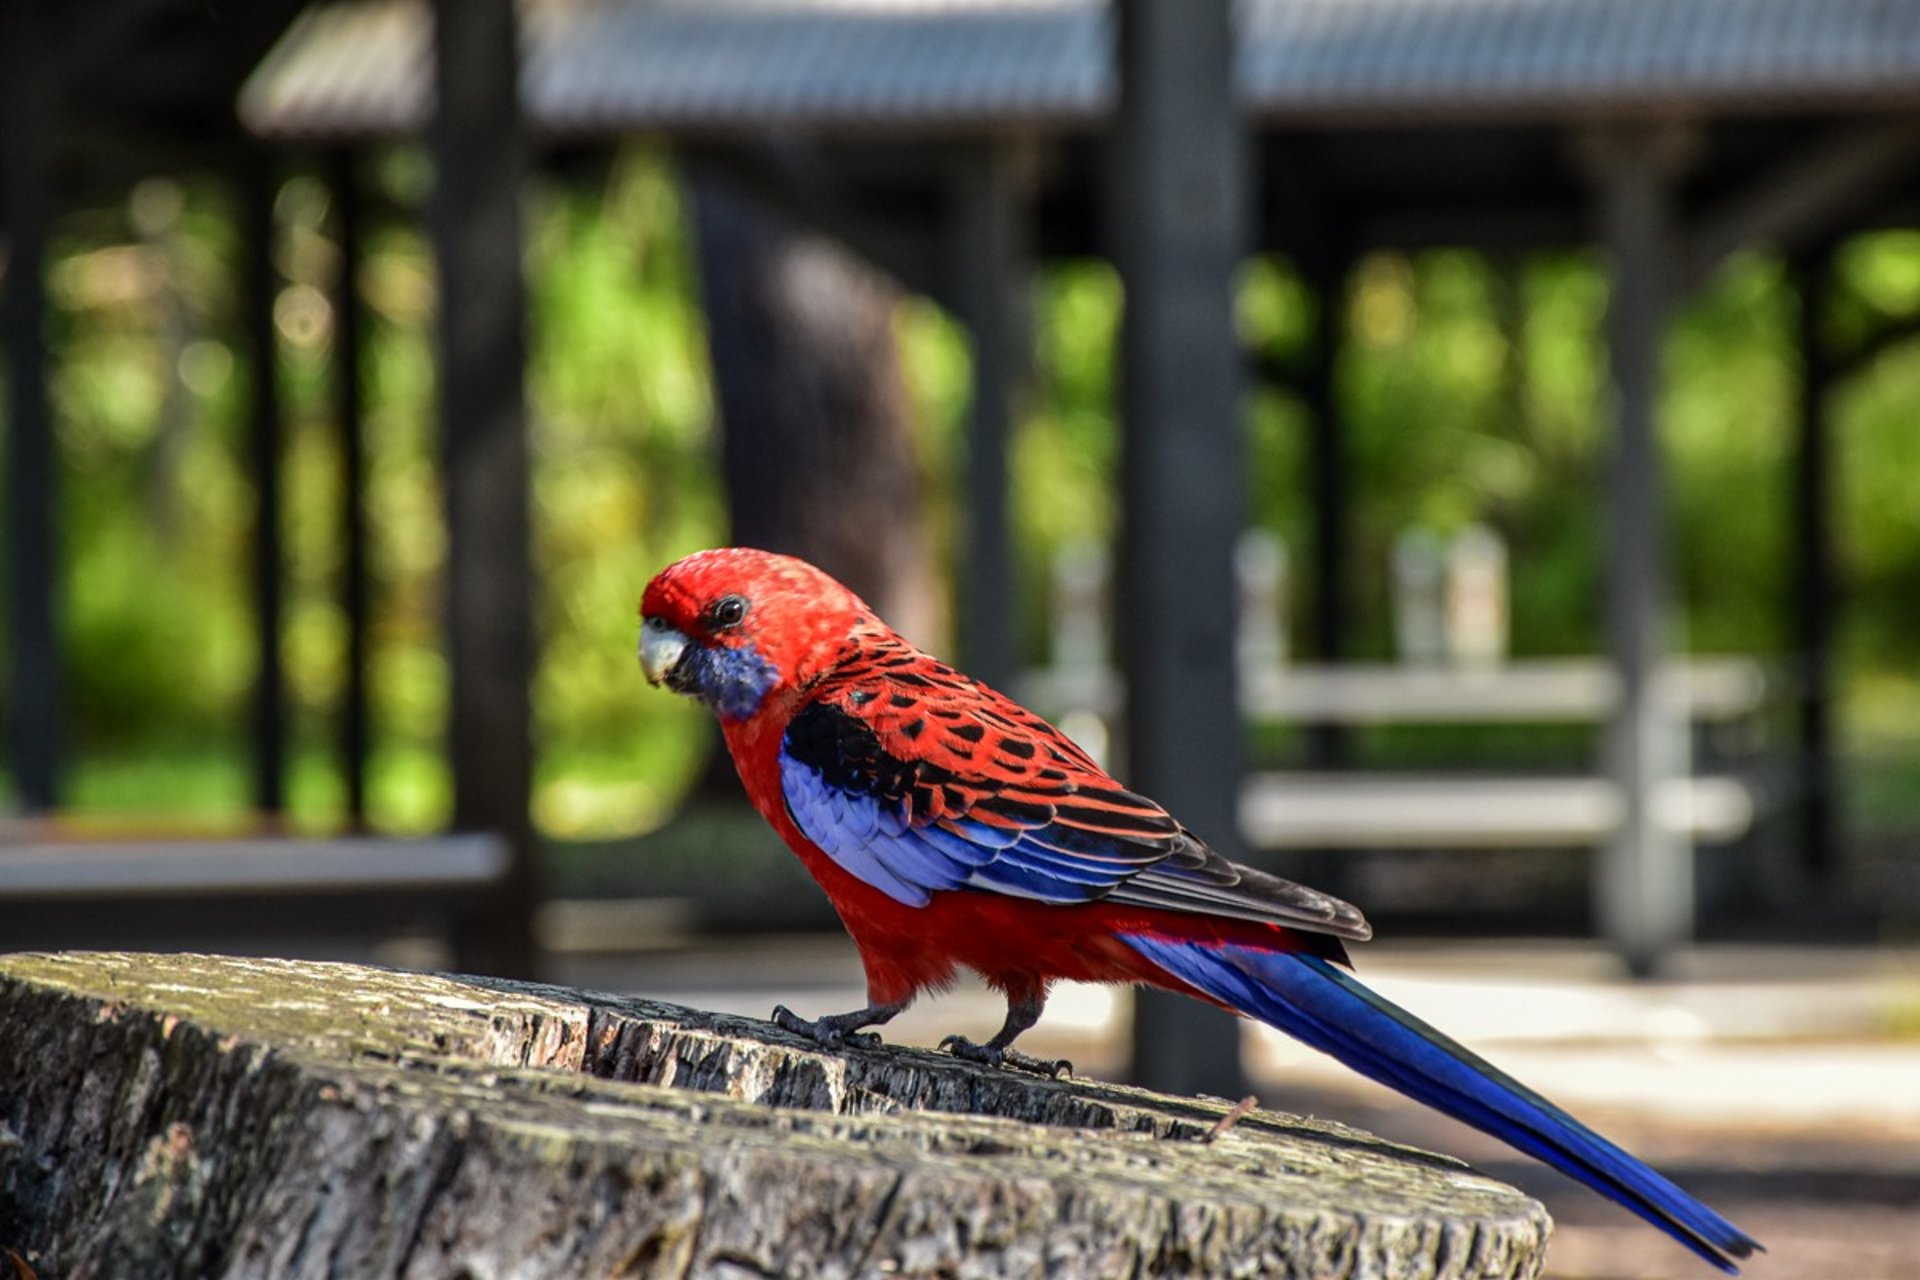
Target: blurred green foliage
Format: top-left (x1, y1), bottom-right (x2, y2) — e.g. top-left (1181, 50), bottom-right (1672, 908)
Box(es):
top-left (8, 145), bottom-right (1920, 843)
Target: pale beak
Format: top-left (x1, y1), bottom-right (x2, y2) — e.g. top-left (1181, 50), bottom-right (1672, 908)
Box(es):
top-left (639, 619), bottom-right (690, 686)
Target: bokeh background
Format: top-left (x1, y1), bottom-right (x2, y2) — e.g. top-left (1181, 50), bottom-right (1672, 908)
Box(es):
top-left (6, 3), bottom-right (1920, 1276)
top-left (26, 161), bottom-right (1920, 862)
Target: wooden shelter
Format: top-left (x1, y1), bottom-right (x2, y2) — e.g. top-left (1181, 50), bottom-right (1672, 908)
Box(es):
top-left (239, 0), bottom-right (1920, 962)
top-left (10, 0), bottom-right (1920, 1087)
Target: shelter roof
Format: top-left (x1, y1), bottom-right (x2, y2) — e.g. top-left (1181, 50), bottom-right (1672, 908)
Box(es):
top-left (241, 0), bottom-right (1920, 142)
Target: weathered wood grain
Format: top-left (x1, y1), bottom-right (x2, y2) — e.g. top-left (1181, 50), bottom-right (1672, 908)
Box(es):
top-left (0, 952), bottom-right (1548, 1278)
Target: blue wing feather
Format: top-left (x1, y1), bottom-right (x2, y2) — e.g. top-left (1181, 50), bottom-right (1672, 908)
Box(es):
top-left (780, 746), bottom-right (1129, 906)
top-left (782, 756), bottom-right (952, 904)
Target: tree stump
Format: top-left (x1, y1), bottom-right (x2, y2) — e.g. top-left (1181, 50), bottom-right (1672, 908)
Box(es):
top-left (0, 952), bottom-right (1548, 1278)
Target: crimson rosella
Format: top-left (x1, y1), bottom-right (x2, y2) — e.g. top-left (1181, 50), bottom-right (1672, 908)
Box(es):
top-left (638, 546), bottom-right (1760, 1273)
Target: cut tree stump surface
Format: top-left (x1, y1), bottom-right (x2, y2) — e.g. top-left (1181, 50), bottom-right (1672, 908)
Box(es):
top-left (0, 952), bottom-right (1549, 1278)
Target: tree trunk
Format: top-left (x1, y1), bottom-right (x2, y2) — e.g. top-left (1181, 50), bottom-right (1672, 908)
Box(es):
top-left (0, 952), bottom-right (1549, 1279)
top-left (691, 180), bottom-right (944, 651)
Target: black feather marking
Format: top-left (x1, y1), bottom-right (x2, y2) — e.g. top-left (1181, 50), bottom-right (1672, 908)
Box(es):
top-left (1100, 832), bottom-right (1372, 943)
top-left (977, 796), bottom-right (1055, 827)
top-left (1051, 803), bottom-right (1178, 836)
top-left (949, 722), bottom-right (986, 743)
top-left (1020, 820), bottom-right (1169, 861)
top-left (784, 701), bottom-right (917, 806)
top-left (914, 760), bottom-right (959, 788)
top-left (1070, 784), bottom-right (1156, 808)
top-left (889, 693), bottom-right (916, 710)
top-left (995, 736), bottom-right (1036, 759)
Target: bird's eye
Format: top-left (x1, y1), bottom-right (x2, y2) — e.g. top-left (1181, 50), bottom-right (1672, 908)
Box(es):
top-left (707, 594), bottom-right (749, 629)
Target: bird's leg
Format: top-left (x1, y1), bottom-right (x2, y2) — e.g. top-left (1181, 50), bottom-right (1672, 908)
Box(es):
top-left (771, 998), bottom-right (909, 1050)
top-left (940, 992), bottom-right (1072, 1078)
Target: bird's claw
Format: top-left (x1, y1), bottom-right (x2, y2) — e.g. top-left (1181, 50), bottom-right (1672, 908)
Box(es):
top-left (771, 1004), bottom-right (884, 1049)
top-left (938, 1034), bottom-right (1072, 1079)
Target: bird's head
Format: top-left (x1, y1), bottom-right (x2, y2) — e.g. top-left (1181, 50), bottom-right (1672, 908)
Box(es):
top-left (639, 547), bottom-right (874, 721)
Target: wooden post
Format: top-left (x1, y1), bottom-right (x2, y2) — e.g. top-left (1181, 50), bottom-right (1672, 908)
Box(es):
top-left (330, 149), bottom-right (371, 828)
top-left (949, 144), bottom-right (1029, 691)
top-left (431, 0), bottom-right (536, 975)
top-left (1289, 252), bottom-right (1355, 897)
top-left (1792, 249), bottom-right (1840, 885)
top-left (688, 178), bottom-right (940, 652)
top-left (240, 151), bottom-right (287, 817)
top-left (1113, 0), bottom-right (1250, 1095)
top-left (1580, 124), bottom-right (1697, 977)
top-left (1304, 253), bottom-right (1352, 767)
top-left (3, 0), bottom-right (62, 813)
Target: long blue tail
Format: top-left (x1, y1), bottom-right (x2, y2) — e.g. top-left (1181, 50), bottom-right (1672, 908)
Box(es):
top-left (1121, 934), bottom-right (1762, 1273)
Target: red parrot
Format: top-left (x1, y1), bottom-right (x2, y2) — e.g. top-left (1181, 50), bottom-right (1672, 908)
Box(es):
top-left (639, 546), bottom-right (1760, 1273)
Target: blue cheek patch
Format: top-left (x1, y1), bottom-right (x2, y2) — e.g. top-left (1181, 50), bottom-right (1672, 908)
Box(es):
top-left (679, 642), bottom-right (778, 721)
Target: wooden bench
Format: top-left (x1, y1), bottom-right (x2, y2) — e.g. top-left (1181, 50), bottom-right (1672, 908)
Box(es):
top-left (0, 828), bottom-right (509, 963)
top-left (1020, 655), bottom-right (1780, 726)
top-left (1238, 771), bottom-right (1767, 848)
top-left (1019, 655), bottom-right (1789, 851)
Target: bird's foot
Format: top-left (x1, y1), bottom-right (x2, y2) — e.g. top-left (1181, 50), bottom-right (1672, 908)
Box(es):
top-left (938, 1034), bottom-right (1072, 1079)
top-left (771, 1004), bottom-right (885, 1049)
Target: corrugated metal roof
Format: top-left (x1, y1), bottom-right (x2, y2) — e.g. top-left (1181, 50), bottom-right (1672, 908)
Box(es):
top-left (538, 1), bottom-right (1107, 133)
top-left (1242, 0), bottom-right (1920, 121)
top-left (242, 0), bottom-right (1108, 138)
top-left (243, 1), bottom-right (433, 139)
top-left (240, 0), bottom-right (1920, 141)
